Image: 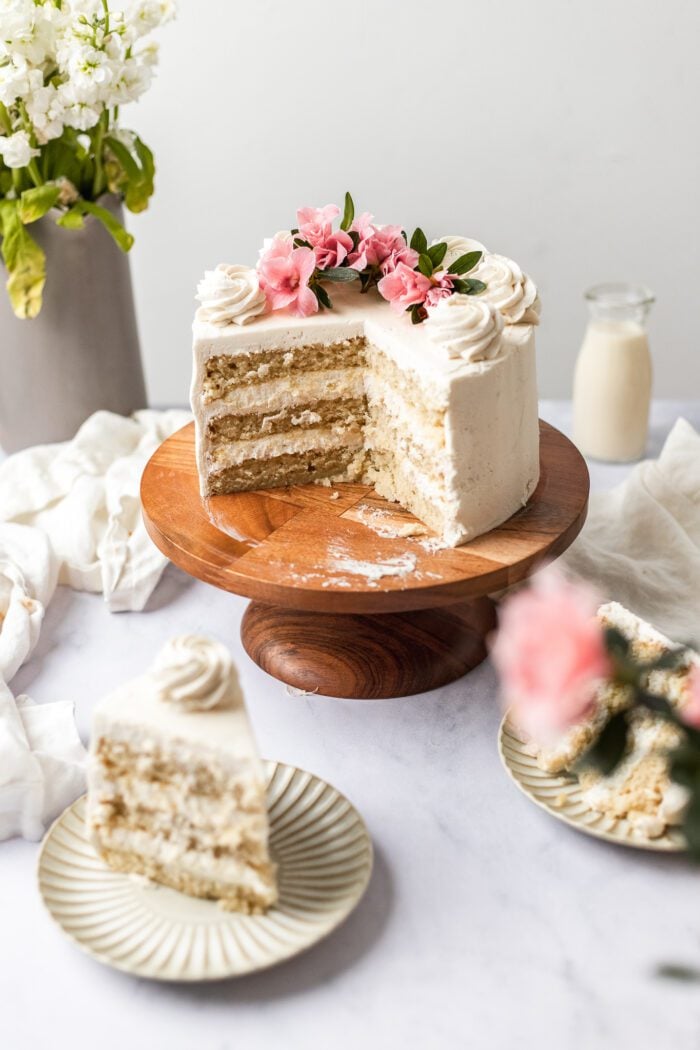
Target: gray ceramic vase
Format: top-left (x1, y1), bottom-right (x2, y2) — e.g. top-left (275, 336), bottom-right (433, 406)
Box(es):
top-left (0, 194), bottom-right (147, 452)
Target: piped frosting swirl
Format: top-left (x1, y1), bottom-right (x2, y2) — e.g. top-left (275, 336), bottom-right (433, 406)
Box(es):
top-left (426, 295), bottom-right (504, 362)
top-left (473, 253), bottom-right (540, 325)
top-left (196, 264), bottom-right (267, 326)
top-left (151, 636), bottom-right (234, 711)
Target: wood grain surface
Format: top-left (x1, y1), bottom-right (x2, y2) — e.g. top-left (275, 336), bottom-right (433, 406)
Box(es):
top-left (141, 420), bottom-right (589, 616)
top-left (241, 598), bottom-right (497, 699)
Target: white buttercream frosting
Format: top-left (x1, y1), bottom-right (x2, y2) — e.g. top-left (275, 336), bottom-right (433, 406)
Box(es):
top-left (196, 264), bottom-right (267, 326)
top-left (151, 636), bottom-right (234, 711)
top-left (473, 253), bottom-right (540, 325)
top-left (434, 235), bottom-right (486, 269)
top-left (426, 295), bottom-right (504, 362)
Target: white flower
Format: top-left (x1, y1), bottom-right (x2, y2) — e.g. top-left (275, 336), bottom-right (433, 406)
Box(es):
top-left (25, 83), bottom-right (66, 143)
top-left (0, 129), bottom-right (39, 168)
top-left (0, 56), bottom-right (32, 107)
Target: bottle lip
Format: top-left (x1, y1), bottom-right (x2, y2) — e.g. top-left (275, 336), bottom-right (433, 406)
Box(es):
top-left (584, 282), bottom-right (655, 308)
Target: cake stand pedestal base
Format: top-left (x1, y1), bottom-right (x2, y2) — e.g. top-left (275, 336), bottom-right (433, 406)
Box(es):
top-left (241, 597), bottom-right (497, 700)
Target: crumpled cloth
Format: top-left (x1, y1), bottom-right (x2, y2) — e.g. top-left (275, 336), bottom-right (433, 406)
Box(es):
top-left (0, 678), bottom-right (86, 841)
top-left (0, 523), bottom-right (58, 682)
top-left (0, 409), bottom-right (191, 613)
top-left (562, 418), bottom-right (700, 642)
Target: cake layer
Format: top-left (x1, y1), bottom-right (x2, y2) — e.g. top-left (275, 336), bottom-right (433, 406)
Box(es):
top-left (96, 845), bottom-right (276, 913)
top-left (202, 337), bottom-right (365, 400)
top-left (208, 427), bottom-right (364, 469)
top-left (208, 446), bottom-right (366, 494)
top-left (207, 397), bottom-right (367, 444)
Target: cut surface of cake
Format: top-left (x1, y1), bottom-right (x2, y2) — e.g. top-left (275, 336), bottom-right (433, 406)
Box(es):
top-left (190, 206), bottom-right (540, 548)
top-left (527, 601), bottom-right (696, 838)
top-left (87, 635), bottom-right (277, 913)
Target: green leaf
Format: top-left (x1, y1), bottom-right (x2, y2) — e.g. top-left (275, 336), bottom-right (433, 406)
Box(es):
top-left (409, 302), bottom-right (427, 325)
top-left (0, 200), bottom-right (46, 318)
top-left (410, 227), bottom-right (428, 255)
top-left (56, 206), bottom-right (85, 230)
top-left (648, 648), bottom-right (691, 672)
top-left (340, 191), bottom-right (354, 232)
top-left (681, 792), bottom-right (700, 859)
top-left (18, 185), bottom-right (61, 224)
top-left (452, 277), bottom-right (487, 295)
top-left (313, 283), bottom-right (333, 310)
top-left (321, 266), bottom-right (359, 283)
top-left (451, 279), bottom-right (491, 296)
top-left (428, 241), bottom-right (447, 268)
top-left (581, 710), bottom-right (629, 776)
top-left (657, 964), bottom-right (700, 983)
top-left (104, 134), bottom-right (155, 214)
top-left (417, 253), bottom-right (433, 278)
top-left (448, 250), bottom-right (482, 275)
top-left (80, 201), bottom-right (134, 252)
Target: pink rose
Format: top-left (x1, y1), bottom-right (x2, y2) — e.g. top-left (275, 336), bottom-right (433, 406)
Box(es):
top-left (681, 666), bottom-right (700, 729)
top-left (490, 568), bottom-right (610, 741)
top-left (296, 203), bottom-right (353, 270)
top-left (257, 235), bottom-right (318, 317)
top-left (377, 261), bottom-right (431, 313)
top-left (424, 270), bottom-right (456, 308)
top-left (349, 215), bottom-right (417, 273)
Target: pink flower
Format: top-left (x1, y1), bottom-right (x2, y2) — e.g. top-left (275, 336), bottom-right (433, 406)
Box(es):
top-left (681, 666), bottom-right (700, 729)
top-left (296, 203), bottom-right (353, 270)
top-left (349, 215), bottom-right (418, 273)
top-left (377, 262), bottom-right (432, 313)
top-left (424, 270), bottom-right (456, 308)
top-left (490, 568), bottom-right (610, 741)
top-left (257, 235), bottom-right (318, 317)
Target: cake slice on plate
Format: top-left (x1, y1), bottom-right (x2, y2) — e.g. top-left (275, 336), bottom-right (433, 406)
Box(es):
top-left (529, 601), bottom-right (697, 838)
top-left (87, 635), bottom-right (277, 913)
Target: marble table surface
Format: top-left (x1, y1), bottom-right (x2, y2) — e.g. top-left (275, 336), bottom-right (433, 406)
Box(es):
top-left (3, 400), bottom-right (700, 1050)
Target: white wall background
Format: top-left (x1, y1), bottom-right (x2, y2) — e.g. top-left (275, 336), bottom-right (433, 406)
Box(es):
top-left (128, 0), bottom-right (700, 404)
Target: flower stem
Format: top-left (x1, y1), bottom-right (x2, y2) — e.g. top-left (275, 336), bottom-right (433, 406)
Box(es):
top-left (91, 110), bottom-right (109, 199)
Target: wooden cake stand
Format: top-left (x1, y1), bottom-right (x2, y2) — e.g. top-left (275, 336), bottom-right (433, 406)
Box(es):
top-left (141, 421), bottom-right (589, 700)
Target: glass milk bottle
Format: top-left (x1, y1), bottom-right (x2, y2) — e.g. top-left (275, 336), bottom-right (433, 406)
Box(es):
top-left (573, 283), bottom-right (654, 462)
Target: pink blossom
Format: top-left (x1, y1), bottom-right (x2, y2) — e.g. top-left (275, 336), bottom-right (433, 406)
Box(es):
top-left (257, 235), bottom-right (318, 317)
top-left (681, 666), bottom-right (700, 729)
top-left (296, 203), bottom-right (353, 270)
top-left (377, 262), bottom-right (432, 313)
top-left (349, 215), bottom-right (417, 273)
top-left (490, 568), bottom-right (610, 741)
top-left (424, 270), bottom-right (457, 308)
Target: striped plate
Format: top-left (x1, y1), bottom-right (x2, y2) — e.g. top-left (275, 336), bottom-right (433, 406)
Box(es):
top-left (498, 716), bottom-right (686, 852)
top-left (38, 761), bottom-right (373, 981)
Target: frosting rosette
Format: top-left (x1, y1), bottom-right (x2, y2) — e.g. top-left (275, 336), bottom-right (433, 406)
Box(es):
top-left (151, 636), bottom-right (234, 711)
top-left (433, 235), bottom-right (486, 269)
top-left (473, 253), bottom-right (540, 325)
top-left (426, 295), bottom-right (504, 363)
top-left (196, 264), bottom-right (267, 326)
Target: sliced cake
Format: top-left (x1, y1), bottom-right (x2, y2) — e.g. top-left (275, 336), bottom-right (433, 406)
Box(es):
top-left (190, 201), bottom-right (541, 547)
top-left (87, 635), bottom-right (277, 912)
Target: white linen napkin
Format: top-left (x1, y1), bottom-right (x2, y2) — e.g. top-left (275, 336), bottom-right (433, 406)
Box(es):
top-left (0, 679), bottom-right (86, 841)
top-left (562, 418), bottom-right (700, 642)
top-left (0, 524), bottom-right (59, 682)
top-left (0, 408), bottom-right (191, 613)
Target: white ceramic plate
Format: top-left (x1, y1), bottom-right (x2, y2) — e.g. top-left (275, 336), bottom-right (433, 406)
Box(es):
top-left (38, 761), bottom-right (373, 981)
top-left (498, 715), bottom-right (686, 852)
